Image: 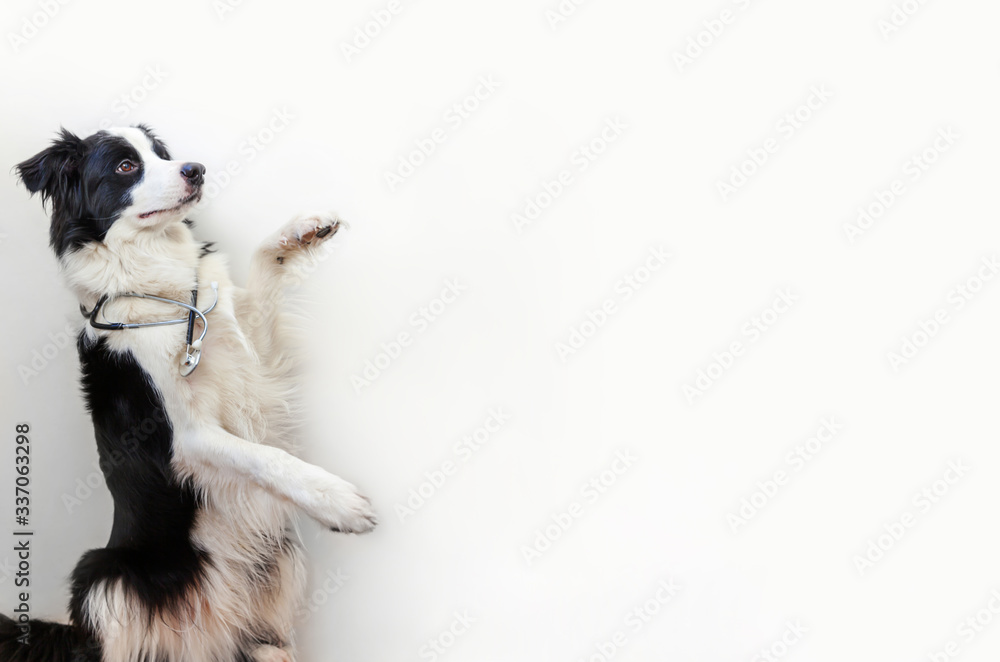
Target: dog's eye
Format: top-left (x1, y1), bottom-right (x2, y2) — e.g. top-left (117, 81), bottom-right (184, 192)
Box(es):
top-left (116, 160), bottom-right (138, 174)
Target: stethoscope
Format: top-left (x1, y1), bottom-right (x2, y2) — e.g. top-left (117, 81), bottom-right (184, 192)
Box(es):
top-left (81, 281), bottom-right (220, 377)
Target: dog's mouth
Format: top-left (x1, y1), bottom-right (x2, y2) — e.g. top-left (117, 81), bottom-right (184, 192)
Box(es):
top-left (138, 190), bottom-right (202, 219)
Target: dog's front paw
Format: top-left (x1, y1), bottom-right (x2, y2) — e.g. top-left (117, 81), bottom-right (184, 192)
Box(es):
top-left (280, 212), bottom-right (344, 248)
top-left (266, 212), bottom-right (346, 263)
top-left (299, 468), bottom-right (377, 534)
top-left (327, 490), bottom-right (378, 535)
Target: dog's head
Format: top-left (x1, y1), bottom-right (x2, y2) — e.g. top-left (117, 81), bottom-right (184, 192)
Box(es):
top-left (16, 125), bottom-right (205, 257)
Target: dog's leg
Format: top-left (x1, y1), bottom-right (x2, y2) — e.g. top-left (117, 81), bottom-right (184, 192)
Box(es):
top-left (177, 425), bottom-right (377, 533)
top-left (238, 212), bottom-right (344, 348)
top-left (248, 211), bottom-right (344, 299)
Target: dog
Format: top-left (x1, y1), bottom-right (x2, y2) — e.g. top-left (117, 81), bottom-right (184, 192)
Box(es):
top-left (2, 125), bottom-right (377, 662)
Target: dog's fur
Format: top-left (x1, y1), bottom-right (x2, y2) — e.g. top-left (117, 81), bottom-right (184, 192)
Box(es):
top-left (3, 126), bottom-right (376, 662)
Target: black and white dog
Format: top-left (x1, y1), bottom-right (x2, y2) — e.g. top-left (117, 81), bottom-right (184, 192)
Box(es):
top-left (2, 126), bottom-right (376, 662)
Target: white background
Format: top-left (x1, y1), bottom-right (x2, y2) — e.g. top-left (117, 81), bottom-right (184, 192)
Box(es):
top-left (2, 0), bottom-right (1000, 660)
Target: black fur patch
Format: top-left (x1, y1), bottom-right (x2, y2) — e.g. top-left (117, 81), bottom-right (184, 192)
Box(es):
top-left (0, 614), bottom-right (100, 662)
top-left (68, 333), bottom-right (207, 628)
top-left (15, 129), bottom-right (145, 257)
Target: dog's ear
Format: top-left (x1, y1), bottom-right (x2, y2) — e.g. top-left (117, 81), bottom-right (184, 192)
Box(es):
top-left (135, 123), bottom-right (172, 160)
top-left (15, 128), bottom-right (85, 207)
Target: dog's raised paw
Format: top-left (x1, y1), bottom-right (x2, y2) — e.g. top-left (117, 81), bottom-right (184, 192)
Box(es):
top-left (276, 212), bottom-right (345, 251)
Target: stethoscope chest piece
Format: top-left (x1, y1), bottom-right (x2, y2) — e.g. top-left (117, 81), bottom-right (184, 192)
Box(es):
top-left (179, 340), bottom-right (203, 377)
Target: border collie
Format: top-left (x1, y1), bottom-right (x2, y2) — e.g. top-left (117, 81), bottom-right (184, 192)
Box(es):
top-left (2, 126), bottom-right (376, 662)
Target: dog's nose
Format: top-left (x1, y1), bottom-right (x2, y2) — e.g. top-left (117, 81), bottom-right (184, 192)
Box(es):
top-left (180, 162), bottom-right (206, 186)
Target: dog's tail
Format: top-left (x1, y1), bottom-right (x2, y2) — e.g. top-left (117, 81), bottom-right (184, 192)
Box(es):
top-left (0, 615), bottom-right (98, 662)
